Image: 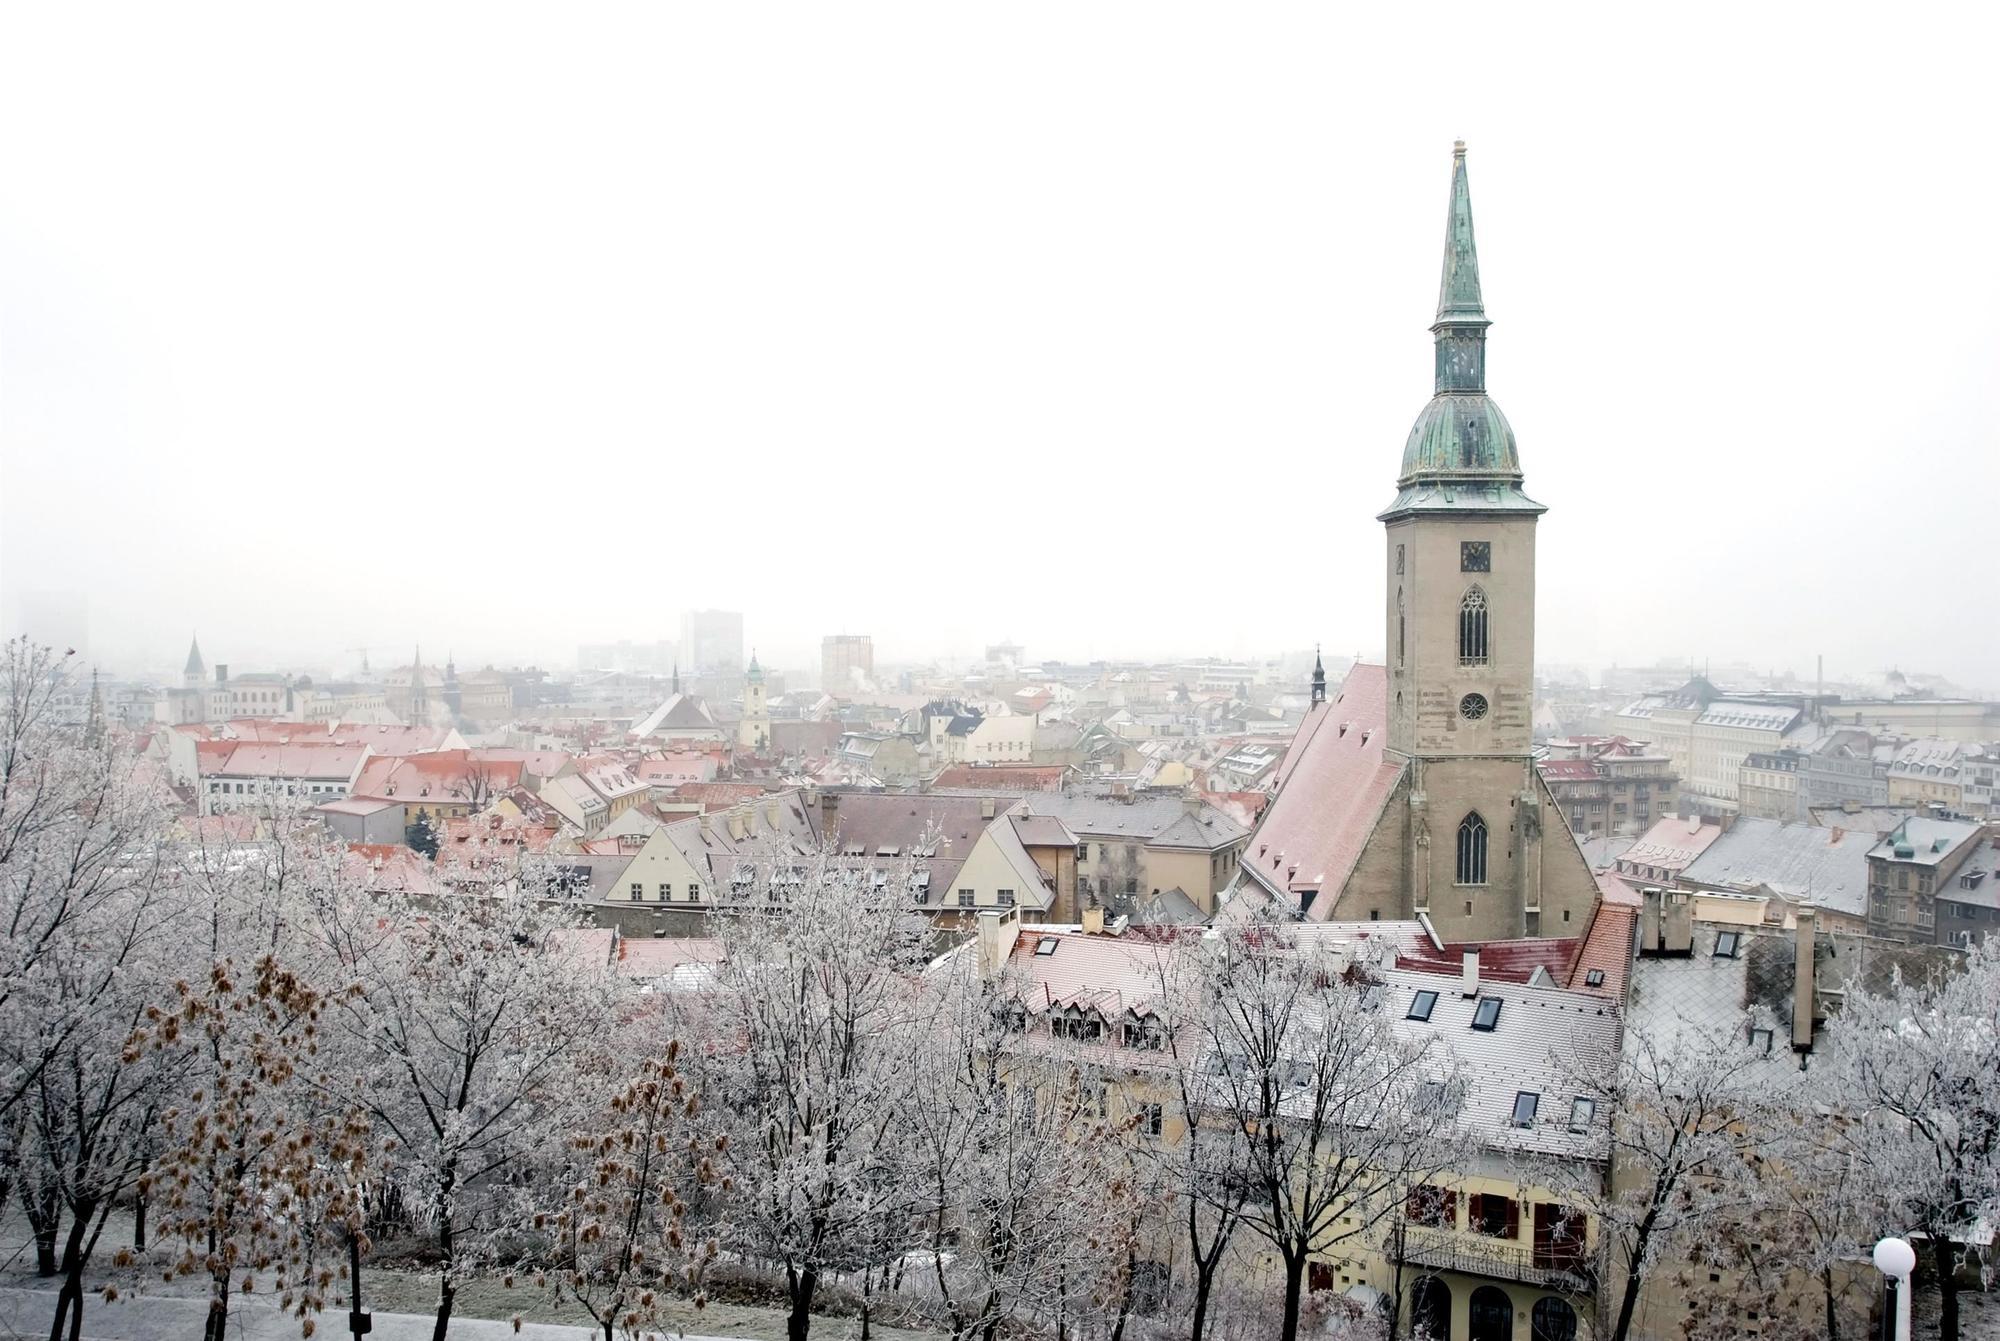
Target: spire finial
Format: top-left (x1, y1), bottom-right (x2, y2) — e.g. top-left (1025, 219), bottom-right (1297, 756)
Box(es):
top-left (1435, 142), bottom-right (1486, 327)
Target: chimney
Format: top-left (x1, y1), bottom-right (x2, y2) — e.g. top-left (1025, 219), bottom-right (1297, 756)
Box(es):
top-left (820, 789), bottom-right (840, 838)
top-left (1640, 887), bottom-right (1663, 955)
top-left (1082, 905), bottom-right (1105, 935)
top-left (980, 796), bottom-right (996, 821)
top-left (1664, 890), bottom-right (1694, 955)
top-left (976, 907), bottom-right (1020, 978)
top-left (1329, 938), bottom-right (1353, 975)
top-left (1183, 791), bottom-right (1202, 816)
top-left (765, 800), bottom-right (780, 829)
top-left (1460, 948), bottom-right (1480, 997)
top-left (215, 664), bottom-right (229, 684)
top-left (1791, 908), bottom-right (1817, 1051)
top-left (697, 811), bottom-right (712, 835)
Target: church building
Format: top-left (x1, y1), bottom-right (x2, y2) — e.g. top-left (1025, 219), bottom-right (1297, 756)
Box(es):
top-left (1239, 144), bottom-right (1602, 943)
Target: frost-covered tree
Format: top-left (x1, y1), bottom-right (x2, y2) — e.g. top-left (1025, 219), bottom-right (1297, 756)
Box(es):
top-left (1541, 1016), bottom-right (1774, 1341)
top-left (1825, 941), bottom-right (2000, 1341)
top-left (541, 1045), bottom-right (721, 1341)
top-left (0, 639), bottom-right (176, 1125)
top-left (1191, 922), bottom-right (1462, 1341)
top-left (312, 886), bottom-right (618, 1341)
top-left (689, 851), bottom-right (933, 1341)
top-left (1133, 931), bottom-right (1247, 1341)
top-left (138, 951), bottom-right (372, 1341)
top-left (898, 955), bottom-right (1135, 1341)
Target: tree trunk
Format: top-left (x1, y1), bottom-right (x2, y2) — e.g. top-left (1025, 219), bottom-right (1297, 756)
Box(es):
top-left (1935, 1233), bottom-right (1959, 1341)
top-left (430, 1162), bottom-right (458, 1341)
top-left (49, 1210), bottom-right (94, 1341)
top-left (1821, 1264), bottom-right (1838, 1341)
top-left (29, 1188), bottom-right (60, 1277)
top-left (787, 1264), bottom-right (818, 1341)
top-left (1279, 1250), bottom-right (1306, 1341)
top-left (1190, 1270), bottom-right (1214, 1341)
top-left (432, 1273), bottom-right (456, 1341)
top-left (204, 1273), bottom-right (230, 1341)
top-left (132, 1194), bottom-right (147, 1250)
top-left (1609, 1262), bottom-right (1646, 1341)
top-left (859, 1264), bottom-right (872, 1341)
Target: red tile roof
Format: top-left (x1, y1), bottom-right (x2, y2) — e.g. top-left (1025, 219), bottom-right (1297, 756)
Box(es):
top-left (1537, 759), bottom-right (1602, 782)
top-left (673, 782), bottom-right (769, 812)
top-left (1245, 664), bottom-right (1402, 919)
top-left (1564, 902), bottom-right (1636, 1000)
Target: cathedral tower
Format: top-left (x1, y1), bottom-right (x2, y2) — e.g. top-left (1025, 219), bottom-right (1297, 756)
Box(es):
top-left (1380, 143), bottom-right (1559, 939)
top-left (738, 652), bottom-right (770, 754)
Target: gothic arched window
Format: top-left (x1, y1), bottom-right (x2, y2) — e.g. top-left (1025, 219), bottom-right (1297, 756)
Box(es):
top-left (1456, 812), bottom-right (1488, 886)
top-left (1459, 586), bottom-right (1489, 666)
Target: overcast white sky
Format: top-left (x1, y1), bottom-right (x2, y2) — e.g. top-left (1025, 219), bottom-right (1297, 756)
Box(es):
top-left (3, 4), bottom-right (1996, 689)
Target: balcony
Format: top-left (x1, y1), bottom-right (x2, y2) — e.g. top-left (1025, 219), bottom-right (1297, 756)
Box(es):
top-left (1390, 1224), bottom-right (1595, 1294)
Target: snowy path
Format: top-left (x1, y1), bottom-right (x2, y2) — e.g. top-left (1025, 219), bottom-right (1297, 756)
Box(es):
top-left (0, 1287), bottom-right (753, 1341)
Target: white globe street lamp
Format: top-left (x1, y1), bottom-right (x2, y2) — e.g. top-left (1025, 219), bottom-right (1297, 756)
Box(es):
top-left (1873, 1236), bottom-right (1916, 1341)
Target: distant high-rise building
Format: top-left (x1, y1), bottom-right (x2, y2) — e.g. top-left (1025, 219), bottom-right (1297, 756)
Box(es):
top-left (821, 634), bottom-right (874, 692)
top-left (679, 610), bottom-right (744, 673)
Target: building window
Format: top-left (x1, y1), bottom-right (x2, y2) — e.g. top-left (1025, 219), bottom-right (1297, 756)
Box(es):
top-left (1396, 543), bottom-right (1405, 574)
top-left (1460, 540), bottom-right (1491, 572)
top-left (997, 888), bottom-right (1015, 906)
top-left (1714, 930), bottom-right (1742, 959)
top-left (1459, 692), bottom-right (1489, 721)
top-left (1458, 586), bottom-right (1489, 665)
top-left (630, 882), bottom-right (643, 901)
top-left (1567, 1097), bottom-right (1595, 1131)
top-left (957, 889), bottom-right (975, 908)
top-left (1510, 1092), bottom-right (1539, 1127)
top-left (1456, 812), bottom-right (1488, 885)
top-left (1406, 1185), bottom-right (1457, 1227)
top-left (1470, 1192), bottom-right (1520, 1237)
top-left (1407, 990), bottom-right (1439, 1022)
top-left (1136, 1102), bottom-right (1163, 1137)
top-left (1532, 1297), bottom-right (1578, 1341)
top-left (1471, 997), bottom-right (1503, 1031)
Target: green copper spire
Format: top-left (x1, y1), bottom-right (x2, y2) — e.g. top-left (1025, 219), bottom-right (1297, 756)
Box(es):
top-left (1381, 142), bottom-right (1543, 520)
top-left (1435, 141), bottom-right (1486, 327)
top-left (1431, 140), bottom-right (1490, 396)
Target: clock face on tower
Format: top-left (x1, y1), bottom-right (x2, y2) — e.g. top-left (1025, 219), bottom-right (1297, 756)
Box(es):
top-left (1460, 541), bottom-right (1491, 572)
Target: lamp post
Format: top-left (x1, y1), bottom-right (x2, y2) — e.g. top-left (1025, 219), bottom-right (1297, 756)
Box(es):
top-left (1873, 1236), bottom-right (1915, 1341)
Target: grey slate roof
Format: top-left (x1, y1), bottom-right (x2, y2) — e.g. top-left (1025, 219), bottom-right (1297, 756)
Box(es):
top-left (1020, 795), bottom-right (1247, 850)
top-left (1678, 817), bottom-right (1871, 917)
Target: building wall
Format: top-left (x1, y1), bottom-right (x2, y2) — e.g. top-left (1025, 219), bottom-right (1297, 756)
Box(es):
top-left (1385, 515), bottom-right (1538, 760)
top-left (616, 830), bottom-right (710, 906)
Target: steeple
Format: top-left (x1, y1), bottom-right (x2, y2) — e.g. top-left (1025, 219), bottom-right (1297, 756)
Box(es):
top-left (1310, 646), bottom-right (1326, 706)
top-left (1384, 141), bottom-right (1541, 513)
top-left (1434, 143), bottom-right (1486, 332)
top-left (746, 649), bottom-right (764, 684)
top-left (184, 634), bottom-right (206, 688)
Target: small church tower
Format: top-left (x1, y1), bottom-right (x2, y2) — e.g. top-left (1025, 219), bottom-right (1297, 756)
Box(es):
top-left (738, 652), bottom-right (770, 754)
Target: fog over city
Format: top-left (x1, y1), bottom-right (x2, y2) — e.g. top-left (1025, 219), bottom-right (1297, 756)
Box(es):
top-left (3, 5), bottom-right (1998, 688)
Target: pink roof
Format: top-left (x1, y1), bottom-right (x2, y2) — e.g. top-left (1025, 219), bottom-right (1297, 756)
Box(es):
top-left (350, 750), bottom-right (524, 803)
top-left (203, 741), bottom-right (369, 780)
top-left (1619, 816), bottom-right (1724, 874)
top-left (323, 722), bottom-right (456, 753)
top-left (1247, 664), bottom-right (1402, 919)
top-left (614, 937), bottom-right (725, 979)
top-left (467, 747), bottom-right (574, 777)
top-left (1002, 928), bottom-right (1182, 1019)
